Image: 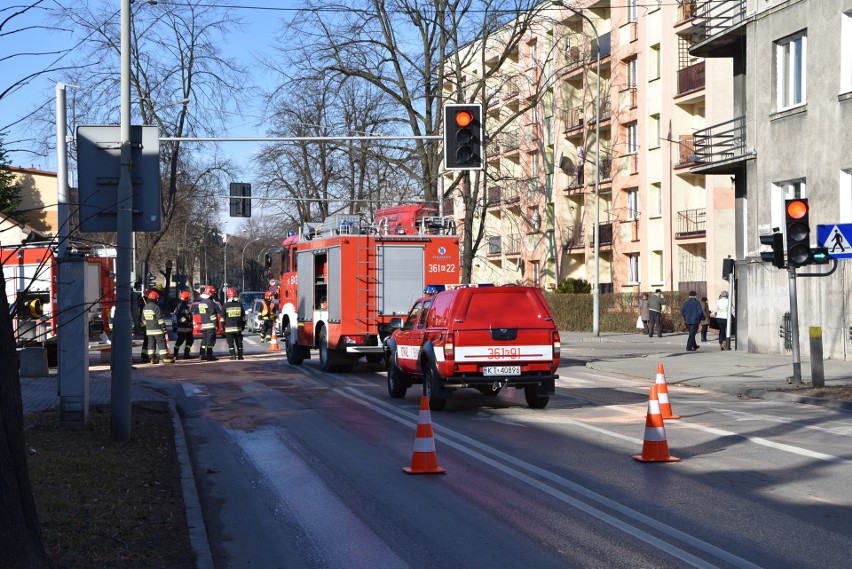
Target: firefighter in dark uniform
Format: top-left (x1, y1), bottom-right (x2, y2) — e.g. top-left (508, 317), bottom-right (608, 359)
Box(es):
top-left (195, 285), bottom-right (221, 361)
top-left (259, 290), bottom-right (277, 343)
top-left (141, 290), bottom-right (174, 363)
top-left (224, 287), bottom-right (246, 360)
top-left (173, 290), bottom-right (195, 359)
top-left (139, 291), bottom-right (150, 363)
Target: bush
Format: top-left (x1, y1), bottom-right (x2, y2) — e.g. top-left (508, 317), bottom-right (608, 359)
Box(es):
top-left (545, 290), bottom-right (689, 333)
top-left (555, 277), bottom-right (592, 294)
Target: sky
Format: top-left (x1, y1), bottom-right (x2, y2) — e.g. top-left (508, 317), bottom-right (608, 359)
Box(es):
top-left (2, 0), bottom-right (296, 176)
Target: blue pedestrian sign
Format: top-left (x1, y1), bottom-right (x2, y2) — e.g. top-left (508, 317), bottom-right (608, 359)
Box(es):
top-left (817, 224), bottom-right (852, 259)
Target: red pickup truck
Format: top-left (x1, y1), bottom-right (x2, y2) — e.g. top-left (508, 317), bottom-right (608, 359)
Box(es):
top-left (384, 285), bottom-right (560, 410)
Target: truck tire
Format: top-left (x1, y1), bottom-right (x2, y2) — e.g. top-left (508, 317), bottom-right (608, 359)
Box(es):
top-left (318, 327), bottom-right (353, 373)
top-left (524, 385), bottom-right (550, 409)
top-left (423, 367), bottom-right (447, 411)
top-left (285, 329), bottom-right (304, 365)
top-left (386, 353), bottom-right (409, 398)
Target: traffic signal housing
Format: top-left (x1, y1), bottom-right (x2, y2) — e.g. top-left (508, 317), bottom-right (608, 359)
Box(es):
top-left (809, 247), bottom-right (830, 265)
top-left (785, 198), bottom-right (811, 267)
top-left (760, 230), bottom-right (785, 269)
top-left (229, 182), bottom-right (252, 218)
top-left (443, 103), bottom-right (483, 171)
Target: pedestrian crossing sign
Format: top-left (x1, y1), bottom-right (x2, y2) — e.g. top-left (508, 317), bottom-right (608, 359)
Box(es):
top-left (817, 224), bottom-right (852, 259)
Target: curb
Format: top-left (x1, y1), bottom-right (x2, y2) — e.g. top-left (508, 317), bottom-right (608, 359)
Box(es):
top-left (740, 389), bottom-right (852, 411)
top-left (170, 400), bottom-right (214, 569)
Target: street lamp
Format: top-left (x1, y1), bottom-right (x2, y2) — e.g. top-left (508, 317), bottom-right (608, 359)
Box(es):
top-left (553, 1), bottom-right (601, 336)
top-left (241, 237), bottom-right (263, 292)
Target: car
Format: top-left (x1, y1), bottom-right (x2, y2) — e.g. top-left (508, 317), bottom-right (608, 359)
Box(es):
top-left (246, 298), bottom-right (264, 333)
top-left (240, 291), bottom-right (266, 313)
top-left (384, 284), bottom-right (560, 410)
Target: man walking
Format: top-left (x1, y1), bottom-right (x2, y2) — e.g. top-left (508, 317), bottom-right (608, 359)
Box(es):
top-left (648, 289), bottom-right (665, 338)
top-left (681, 291), bottom-right (704, 352)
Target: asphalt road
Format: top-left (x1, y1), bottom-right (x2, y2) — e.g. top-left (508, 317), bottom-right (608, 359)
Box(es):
top-left (139, 333), bottom-right (852, 568)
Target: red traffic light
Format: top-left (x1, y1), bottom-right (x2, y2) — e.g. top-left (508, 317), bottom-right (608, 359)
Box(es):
top-left (454, 110), bottom-right (473, 127)
top-left (786, 199), bottom-right (808, 220)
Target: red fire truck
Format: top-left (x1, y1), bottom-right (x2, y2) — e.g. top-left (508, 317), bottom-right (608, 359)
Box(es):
top-left (1, 243), bottom-right (116, 355)
top-left (277, 204), bottom-right (460, 372)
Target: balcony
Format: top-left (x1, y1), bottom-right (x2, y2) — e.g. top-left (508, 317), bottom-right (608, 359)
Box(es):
top-left (442, 197), bottom-right (454, 216)
top-left (676, 61), bottom-right (705, 95)
top-left (594, 222), bottom-right (613, 246)
top-left (524, 177), bottom-right (544, 196)
top-left (562, 106), bottom-right (584, 136)
top-left (692, 116), bottom-right (754, 174)
top-left (675, 135), bottom-right (697, 167)
top-left (505, 234), bottom-right (522, 256)
top-left (675, 208), bottom-right (707, 238)
top-left (690, 0), bottom-right (748, 58)
top-left (677, 0), bottom-right (697, 24)
top-left (565, 46), bottom-right (586, 71)
top-left (487, 235), bottom-right (502, 256)
top-left (525, 122), bottom-right (541, 142)
top-left (588, 96), bottom-right (612, 125)
top-left (487, 186), bottom-right (502, 207)
top-left (563, 224), bottom-right (585, 250)
top-left (503, 185), bottom-right (521, 203)
top-left (502, 130), bottom-right (520, 152)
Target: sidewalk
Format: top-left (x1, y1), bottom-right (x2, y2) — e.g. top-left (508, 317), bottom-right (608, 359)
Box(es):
top-left (559, 330), bottom-right (852, 410)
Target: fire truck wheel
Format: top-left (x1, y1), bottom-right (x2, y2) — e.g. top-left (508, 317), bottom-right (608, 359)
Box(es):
top-left (386, 353), bottom-right (409, 398)
top-left (318, 327), bottom-right (350, 372)
top-left (423, 367), bottom-right (447, 411)
top-left (524, 385), bottom-right (550, 409)
top-left (285, 334), bottom-right (304, 365)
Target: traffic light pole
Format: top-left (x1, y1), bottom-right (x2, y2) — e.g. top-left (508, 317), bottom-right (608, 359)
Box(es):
top-left (787, 265), bottom-right (803, 385)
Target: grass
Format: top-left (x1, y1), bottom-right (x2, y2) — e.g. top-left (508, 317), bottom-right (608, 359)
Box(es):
top-left (24, 401), bottom-right (195, 569)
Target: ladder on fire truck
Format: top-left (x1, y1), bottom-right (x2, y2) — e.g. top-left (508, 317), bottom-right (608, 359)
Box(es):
top-left (356, 234), bottom-right (379, 335)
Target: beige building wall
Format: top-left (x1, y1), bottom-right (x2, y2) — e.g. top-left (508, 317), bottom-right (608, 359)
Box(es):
top-left (7, 166), bottom-right (59, 237)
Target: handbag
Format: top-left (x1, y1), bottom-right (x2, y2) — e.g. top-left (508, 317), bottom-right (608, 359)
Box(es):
top-left (709, 317), bottom-right (719, 330)
top-left (636, 315), bottom-right (644, 329)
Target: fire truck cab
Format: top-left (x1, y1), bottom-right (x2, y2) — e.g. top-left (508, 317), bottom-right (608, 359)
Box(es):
top-left (277, 205), bottom-right (459, 373)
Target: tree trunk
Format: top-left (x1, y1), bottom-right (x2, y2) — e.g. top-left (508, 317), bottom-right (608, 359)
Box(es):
top-left (0, 263), bottom-right (51, 568)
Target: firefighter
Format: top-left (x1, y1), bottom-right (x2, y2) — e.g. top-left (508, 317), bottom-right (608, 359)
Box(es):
top-left (138, 292), bottom-right (150, 363)
top-left (195, 285), bottom-right (221, 361)
top-left (173, 290), bottom-right (195, 359)
top-left (141, 290), bottom-right (174, 363)
top-left (259, 290), bottom-right (277, 342)
top-left (223, 287), bottom-right (246, 360)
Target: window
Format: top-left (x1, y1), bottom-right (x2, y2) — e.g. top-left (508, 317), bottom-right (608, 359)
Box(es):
top-left (628, 253), bottom-right (640, 285)
top-left (530, 260), bottom-right (541, 287)
top-left (771, 179), bottom-right (807, 238)
top-left (626, 57), bottom-right (638, 88)
top-left (652, 250), bottom-right (664, 284)
top-left (651, 182), bottom-right (662, 217)
top-left (650, 44), bottom-right (661, 80)
top-left (626, 122), bottom-right (638, 154)
top-left (649, 114), bottom-right (661, 149)
top-left (628, 0), bottom-right (638, 23)
top-left (626, 188), bottom-right (639, 220)
top-left (776, 32), bottom-right (807, 110)
top-left (528, 206), bottom-right (542, 233)
top-left (842, 12), bottom-right (852, 94)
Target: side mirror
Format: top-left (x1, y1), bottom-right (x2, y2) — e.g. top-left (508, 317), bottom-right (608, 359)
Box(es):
top-left (389, 317), bottom-right (403, 330)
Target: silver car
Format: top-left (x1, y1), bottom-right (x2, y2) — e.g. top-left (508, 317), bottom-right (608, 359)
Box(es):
top-left (245, 298), bottom-right (265, 333)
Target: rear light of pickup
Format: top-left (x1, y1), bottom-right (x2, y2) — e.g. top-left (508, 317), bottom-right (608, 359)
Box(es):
top-left (443, 331), bottom-right (454, 360)
top-left (552, 330), bottom-right (561, 357)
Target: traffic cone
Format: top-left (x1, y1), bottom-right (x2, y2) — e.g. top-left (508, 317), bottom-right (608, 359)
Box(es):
top-left (633, 385), bottom-right (680, 463)
top-left (654, 363), bottom-right (680, 419)
top-left (403, 396), bottom-right (447, 474)
top-left (268, 326), bottom-right (280, 351)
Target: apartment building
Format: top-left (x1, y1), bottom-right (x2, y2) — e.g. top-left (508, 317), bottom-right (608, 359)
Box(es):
top-left (444, 0), bottom-right (734, 304)
top-left (691, 0), bottom-right (852, 358)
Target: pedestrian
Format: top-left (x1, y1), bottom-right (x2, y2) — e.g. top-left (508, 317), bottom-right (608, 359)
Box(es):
top-left (141, 289), bottom-right (174, 363)
top-left (699, 296), bottom-right (711, 342)
top-left (173, 290), bottom-right (195, 359)
top-left (224, 287), bottom-right (246, 360)
top-left (680, 291), bottom-right (704, 352)
top-left (648, 289), bottom-right (665, 337)
top-left (195, 285), bottom-right (222, 361)
top-left (259, 290), bottom-right (277, 343)
top-left (715, 291), bottom-right (730, 351)
top-left (638, 292), bottom-right (650, 334)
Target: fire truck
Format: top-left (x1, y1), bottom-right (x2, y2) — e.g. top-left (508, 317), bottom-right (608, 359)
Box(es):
top-left (1, 243), bottom-right (116, 357)
top-left (277, 204), bottom-right (460, 373)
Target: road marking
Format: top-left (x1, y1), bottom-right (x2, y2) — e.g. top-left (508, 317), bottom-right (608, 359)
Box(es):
top-left (711, 408), bottom-right (852, 438)
top-left (338, 388), bottom-right (761, 569)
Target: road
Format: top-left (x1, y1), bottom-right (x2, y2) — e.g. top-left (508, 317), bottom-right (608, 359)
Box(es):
top-left (141, 332), bottom-right (852, 568)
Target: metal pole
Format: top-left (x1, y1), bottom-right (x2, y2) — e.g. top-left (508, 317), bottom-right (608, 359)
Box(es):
top-left (788, 265), bottom-right (803, 385)
top-left (56, 83), bottom-right (69, 257)
top-left (111, 0), bottom-right (133, 441)
top-left (223, 233), bottom-right (227, 293)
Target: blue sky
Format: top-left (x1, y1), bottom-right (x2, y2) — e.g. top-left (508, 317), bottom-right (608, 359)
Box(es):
top-left (2, 1), bottom-right (293, 173)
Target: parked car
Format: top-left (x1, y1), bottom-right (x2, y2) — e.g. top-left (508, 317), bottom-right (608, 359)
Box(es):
top-left (240, 291), bottom-right (265, 313)
top-left (384, 284), bottom-right (560, 410)
top-left (246, 298), bottom-right (264, 333)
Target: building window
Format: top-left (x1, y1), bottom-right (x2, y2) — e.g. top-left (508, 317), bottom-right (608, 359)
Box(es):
top-left (528, 206), bottom-right (542, 233)
top-left (841, 170), bottom-right (852, 223)
top-left (626, 188), bottom-right (639, 220)
top-left (650, 44), bottom-right (661, 80)
top-left (649, 114), bottom-right (660, 149)
top-left (626, 122), bottom-right (638, 154)
top-left (776, 32), bottom-right (807, 110)
top-left (627, 57), bottom-right (638, 88)
top-left (530, 260), bottom-right (541, 287)
top-left (628, 253), bottom-right (640, 285)
top-left (651, 182), bottom-right (662, 217)
top-left (653, 250), bottom-right (664, 284)
top-left (628, 0), bottom-right (638, 23)
top-left (842, 12), bottom-right (852, 94)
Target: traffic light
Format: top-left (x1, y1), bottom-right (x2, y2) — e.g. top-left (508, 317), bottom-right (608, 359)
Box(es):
top-left (145, 273), bottom-right (156, 288)
top-left (809, 247), bottom-right (830, 264)
top-left (443, 103), bottom-right (483, 171)
top-left (229, 182), bottom-right (252, 218)
top-left (785, 198), bottom-right (810, 267)
top-left (760, 230), bottom-right (785, 268)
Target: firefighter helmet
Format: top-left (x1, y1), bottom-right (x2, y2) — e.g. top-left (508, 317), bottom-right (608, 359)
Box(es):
top-left (264, 290), bottom-right (274, 300)
top-left (227, 287), bottom-right (238, 299)
top-left (147, 290), bottom-right (159, 301)
top-left (203, 285), bottom-right (216, 296)
top-left (179, 290), bottom-right (191, 301)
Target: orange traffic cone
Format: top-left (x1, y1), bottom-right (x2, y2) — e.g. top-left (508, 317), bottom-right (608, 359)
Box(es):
top-left (269, 326), bottom-right (280, 351)
top-left (633, 385), bottom-right (680, 463)
top-left (403, 396), bottom-right (447, 474)
top-left (654, 363), bottom-right (680, 419)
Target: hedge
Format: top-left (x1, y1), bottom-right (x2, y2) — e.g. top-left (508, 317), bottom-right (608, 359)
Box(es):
top-left (544, 291), bottom-right (690, 333)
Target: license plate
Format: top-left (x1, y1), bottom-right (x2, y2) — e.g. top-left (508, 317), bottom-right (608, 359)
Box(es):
top-left (483, 365), bottom-right (520, 376)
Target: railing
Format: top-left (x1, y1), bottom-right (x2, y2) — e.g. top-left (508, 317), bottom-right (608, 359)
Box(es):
top-left (596, 222), bottom-right (613, 245)
top-left (675, 208), bottom-right (707, 238)
top-left (503, 185), bottom-right (520, 203)
top-left (502, 129), bottom-right (520, 151)
top-left (487, 186), bottom-right (502, 206)
top-left (677, 0), bottom-right (697, 23)
top-left (694, 0), bottom-right (747, 44)
top-left (442, 197), bottom-right (454, 216)
top-left (598, 156), bottom-right (613, 181)
top-left (597, 96), bottom-right (612, 123)
top-left (564, 224), bottom-right (585, 249)
top-left (526, 122), bottom-right (541, 142)
top-left (562, 106), bottom-right (584, 133)
top-left (565, 46), bottom-right (586, 70)
top-left (506, 75), bottom-right (520, 99)
top-left (676, 135), bottom-right (697, 166)
top-left (677, 61), bottom-right (705, 95)
top-left (525, 178), bottom-right (544, 196)
top-left (693, 116), bottom-right (747, 165)
top-left (505, 234), bottom-right (521, 255)
top-left (487, 235), bottom-right (502, 256)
